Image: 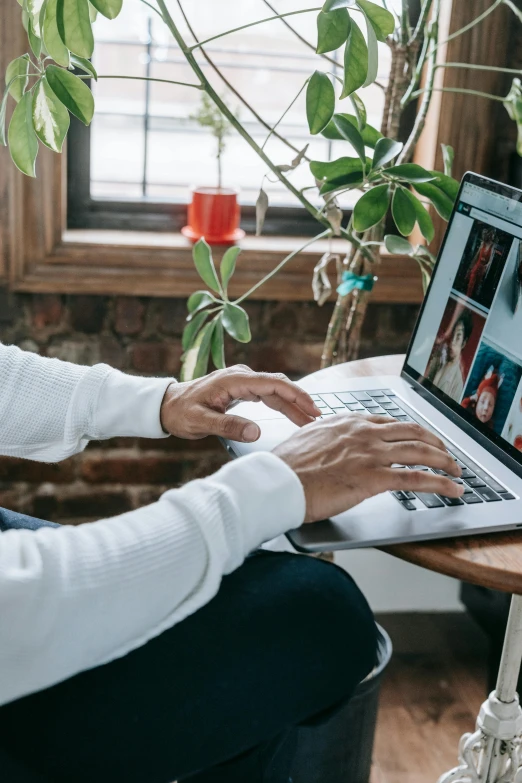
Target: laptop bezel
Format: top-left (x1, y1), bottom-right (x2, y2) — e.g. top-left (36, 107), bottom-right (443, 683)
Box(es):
top-left (401, 171), bottom-right (522, 482)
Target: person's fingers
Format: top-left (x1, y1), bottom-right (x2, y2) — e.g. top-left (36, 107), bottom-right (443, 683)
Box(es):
top-left (383, 468), bottom-right (464, 497)
top-left (387, 441), bottom-right (461, 476)
top-left (261, 394), bottom-right (316, 427)
top-left (223, 370), bottom-right (321, 418)
top-left (376, 420), bottom-right (447, 452)
top-left (199, 410), bottom-right (261, 443)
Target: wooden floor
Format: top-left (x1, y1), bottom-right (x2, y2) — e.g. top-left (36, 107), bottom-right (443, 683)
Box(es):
top-left (371, 613), bottom-right (489, 783)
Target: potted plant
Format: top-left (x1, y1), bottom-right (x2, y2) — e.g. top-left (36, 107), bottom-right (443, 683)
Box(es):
top-left (2, 0), bottom-right (521, 380)
top-left (182, 93), bottom-right (244, 246)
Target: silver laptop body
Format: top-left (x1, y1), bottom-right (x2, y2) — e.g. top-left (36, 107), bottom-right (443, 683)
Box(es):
top-left (224, 172), bottom-right (522, 552)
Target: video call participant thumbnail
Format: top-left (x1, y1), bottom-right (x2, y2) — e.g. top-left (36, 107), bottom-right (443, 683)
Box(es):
top-left (452, 221), bottom-right (512, 310)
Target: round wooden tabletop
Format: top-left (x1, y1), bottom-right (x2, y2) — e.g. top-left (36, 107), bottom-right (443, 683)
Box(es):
top-left (305, 355), bottom-right (522, 595)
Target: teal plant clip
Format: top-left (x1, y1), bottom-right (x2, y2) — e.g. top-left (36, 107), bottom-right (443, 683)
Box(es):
top-left (337, 271), bottom-right (377, 296)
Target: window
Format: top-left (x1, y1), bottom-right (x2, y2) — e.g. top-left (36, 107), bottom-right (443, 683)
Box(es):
top-left (68, 0), bottom-right (405, 235)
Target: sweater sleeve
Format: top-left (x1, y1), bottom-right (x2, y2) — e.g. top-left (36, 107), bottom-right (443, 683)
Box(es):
top-left (0, 451), bottom-right (306, 707)
top-left (0, 342), bottom-right (173, 462)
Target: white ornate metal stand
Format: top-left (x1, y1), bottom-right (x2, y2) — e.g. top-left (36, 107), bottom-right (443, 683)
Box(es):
top-left (438, 595), bottom-right (522, 783)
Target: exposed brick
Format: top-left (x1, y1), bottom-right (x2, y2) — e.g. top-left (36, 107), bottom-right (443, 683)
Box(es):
top-left (81, 452), bottom-right (184, 484)
top-left (32, 487), bottom-right (133, 520)
top-left (137, 435), bottom-right (223, 453)
top-left (46, 339), bottom-right (101, 366)
top-left (155, 299), bottom-right (188, 336)
top-left (130, 341), bottom-right (181, 376)
top-left (31, 295), bottom-right (63, 329)
top-left (69, 296), bottom-right (107, 334)
top-left (0, 288), bottom-right (20, 324)
top-left (182, 454), bottom-right (228, 482)
top-left (115, 297), bottom-right (145, 335)
top-left (246, 340), bottom-right (323, 377)
top-left (0, 457), bottom-right (76, 483)
top-left (99, 335), bottom-right (126, 368)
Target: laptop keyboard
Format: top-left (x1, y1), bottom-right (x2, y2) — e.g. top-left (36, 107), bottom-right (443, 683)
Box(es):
top-left (310, 389), bottom-right (516, 511)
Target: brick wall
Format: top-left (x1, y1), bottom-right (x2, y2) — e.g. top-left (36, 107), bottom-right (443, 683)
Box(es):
top-left (0, 291), bottom-right (418, 523)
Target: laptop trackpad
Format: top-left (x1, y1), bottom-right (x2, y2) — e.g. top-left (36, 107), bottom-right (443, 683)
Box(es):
top-left (232, 418), bottom-right (298, 455)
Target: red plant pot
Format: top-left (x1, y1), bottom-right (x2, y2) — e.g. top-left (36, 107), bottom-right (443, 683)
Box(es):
top-left (182, 187), bottom-right (245, 245)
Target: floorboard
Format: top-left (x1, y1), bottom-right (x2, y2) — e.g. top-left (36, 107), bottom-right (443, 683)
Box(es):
top-left (371, 612), bottom-right (489, 783)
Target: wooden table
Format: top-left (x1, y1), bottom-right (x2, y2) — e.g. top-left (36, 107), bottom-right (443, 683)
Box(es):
top-left (306, 355), bottom-right (522, 783)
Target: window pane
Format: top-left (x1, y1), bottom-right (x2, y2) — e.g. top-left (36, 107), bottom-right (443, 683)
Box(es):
top-left (90, 0), bottom-right (399, 208)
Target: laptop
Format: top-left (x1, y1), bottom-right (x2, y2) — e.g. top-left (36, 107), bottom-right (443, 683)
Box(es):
top-left (224, 172), bottom-right (522, 552)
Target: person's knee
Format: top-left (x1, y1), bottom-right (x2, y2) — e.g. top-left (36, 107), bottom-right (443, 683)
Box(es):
top-left (253, 553), bottom-right (377, 700)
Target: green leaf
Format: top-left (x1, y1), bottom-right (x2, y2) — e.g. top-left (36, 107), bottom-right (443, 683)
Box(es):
top-left (182, 309), bottom-right (210, 351)
top-left (45, 64), bottom-right (94, 124)
top-left (385, 163), bottom-right (436, 182)
top-left (0, 85), bottom-right (11, 146)
top-left (356, 0), bottom-right (395, 41)
top-left (28, 18), bottom-right (42, 58)
top-left (43, 0), bottom-right (70, 66)
top-left (306, 71), bottom-right (335, 135)
top-left (352, 183), bottom-right (390, 231)
top-left (32, 75), bottom-right (70, 151)
top-left (392, 186), bottom-right (416, 236)
top-left (57, 0), bottom-right (94, 58)
top-left (349, 92), bottom-right (366, 130)
top-left (340, 18), bottom-right (368, 99)
top-left (401, 188), bottom-right (435, 243)
top-left (429, 172), bottom-right (459, 201)
top-left (193, 320), bottom-right (217, 379)
top-left (5, 56), bottom-right (31, 102)
top-left (192, 238), bottom-right (221, 293)
top-left (319, 170), bottom-right (364, 195)
top-left (321, 113), bottom-right (382, 147)
top-left (222, 303), bottom-right (251, 343)
top-left (88, 0), bottom-right (98, 21)
top-left (363, 13), bottom-right (378, 88)
top-left (323, 0), bottom-right (356, 9)
top-left (70, 54), bottom-right (97, 79)
top-left (187, 290), bottom-right (217, 314)
top-left (88, 0), bottom-right (122, 19)
top-left (384, 234), bottom-right (414, 255)
top-left (372, 137), bottom-right (402, 169)
top-left (414, 181), bottom-right (454, 220)
top-left (317, 9), bottom-right (351, 54)
top-left (27, 0), bottom-right (46, 34)
top-left (8, 91), bottom-right (38, 177)
top-left (220, 246), bottom-right (241, 292)
top-left (332, 113), bottom-right (366, 164)
top-left (441, 143), bottom-right (454, 177)
top-left (210, 316), bottom-right (226, 370)
top-left (310, 155), bottom-right (365, 181)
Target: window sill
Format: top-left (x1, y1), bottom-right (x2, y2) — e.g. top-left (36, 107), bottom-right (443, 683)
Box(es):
top-left (12, 227), bottom-right (423, 303)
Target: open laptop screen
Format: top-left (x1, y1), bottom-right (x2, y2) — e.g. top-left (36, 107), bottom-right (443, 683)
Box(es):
top-left (405, 173), bottom-right (522, 468)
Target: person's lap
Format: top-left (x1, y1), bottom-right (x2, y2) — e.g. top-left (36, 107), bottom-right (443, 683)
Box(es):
top-left (0, 511), bottom-right (377, 783)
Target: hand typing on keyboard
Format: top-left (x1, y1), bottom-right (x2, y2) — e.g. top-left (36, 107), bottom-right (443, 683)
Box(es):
top-left (273, 412), bottom-right (463, 524)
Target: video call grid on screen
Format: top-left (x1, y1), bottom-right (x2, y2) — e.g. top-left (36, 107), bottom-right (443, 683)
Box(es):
top-left (407, 179), bottom-right (522, 461)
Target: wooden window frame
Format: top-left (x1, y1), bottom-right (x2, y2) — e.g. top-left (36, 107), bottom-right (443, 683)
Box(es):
top-left (0, 0), bottom-right (513, 302)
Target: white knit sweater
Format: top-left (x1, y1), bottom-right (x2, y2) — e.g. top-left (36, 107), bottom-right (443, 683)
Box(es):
top-left (0, 343), bottom-right (305, 707)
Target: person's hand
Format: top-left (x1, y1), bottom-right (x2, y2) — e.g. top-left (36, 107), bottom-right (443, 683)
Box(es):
top-left (273, 413), bottom-right (463, 524)
top-left (160, 365), bottom-right (321, 442)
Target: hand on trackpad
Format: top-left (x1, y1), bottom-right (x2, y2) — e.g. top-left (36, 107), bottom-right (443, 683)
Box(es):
top-left (232, 418), bottom-right (298, 455)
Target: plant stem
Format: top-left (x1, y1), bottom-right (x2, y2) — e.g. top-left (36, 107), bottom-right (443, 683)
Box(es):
top-left (175, 0), bottom-right (306, 159)
top-left (400, 0), bottom-right (411, 44)
top-left (139, 0), bottom-right (163, 19)
top-left (235, 229), bottom-right (331, 304)
top-left (409, 0), bottom-right (432, 44)
top-left (189, 9), bottom-right (322, 52)
top-left (409, 86), bottom-right (507, 102)
top-left (436, 62), bottom-right (522, 75)
top-left (79, 74), bottom-right (203, 89)
top-left (261, 79), bottom-right (308, 151)
top-left (433, 0), bottom-right (503, 52)
top-left (156, 0), bottom-right (373, 261)
top-left (399, 0), bottom-right (440, 163)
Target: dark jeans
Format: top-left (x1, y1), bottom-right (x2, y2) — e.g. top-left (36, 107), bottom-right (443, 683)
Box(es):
top-left (0, 508), bottom-right (378, 783)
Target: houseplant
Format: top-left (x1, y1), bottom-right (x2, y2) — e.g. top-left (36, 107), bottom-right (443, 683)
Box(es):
top-left (2, 0), bottom-right (521, 380)
top-left (182, 92), bottom-right (245, 245)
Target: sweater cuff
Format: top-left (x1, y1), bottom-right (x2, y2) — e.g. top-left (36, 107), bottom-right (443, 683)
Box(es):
top-left (217, 452), bottom-right (306, 557)
top-left (95, 370), bottom-right (174, 439)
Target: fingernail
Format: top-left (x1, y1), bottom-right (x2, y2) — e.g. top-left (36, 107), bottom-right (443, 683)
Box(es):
top-left (313, 404), bottom-right (322, 416)
top-left (243, 423), bottom-right (260, 442)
